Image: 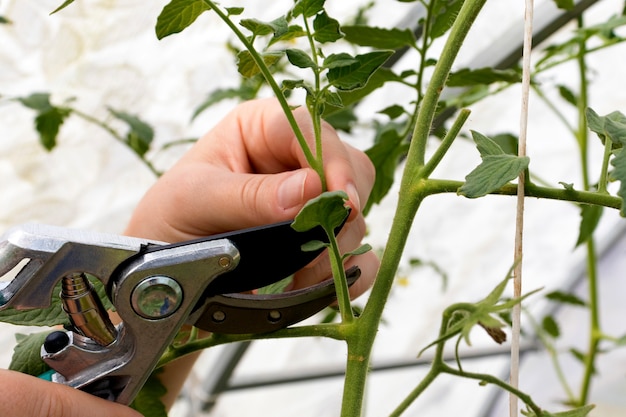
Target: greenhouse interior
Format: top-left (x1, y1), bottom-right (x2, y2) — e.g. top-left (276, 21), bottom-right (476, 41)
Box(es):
top-left (1, 0), bottom-right (626, 416)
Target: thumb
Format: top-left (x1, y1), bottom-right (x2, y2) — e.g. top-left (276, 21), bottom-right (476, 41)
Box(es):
top-left (276, 168), bottom-right (320, 214)
top-left (215, 167), bottom-right (323, 230)
top-left (138, 165), bottom-right (324, 241)
top-left (0, 370), bottom-right (143, 417)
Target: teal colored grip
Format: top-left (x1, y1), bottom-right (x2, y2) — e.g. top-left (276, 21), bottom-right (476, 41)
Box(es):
top-left (38, 369), bottom-right (55, 381)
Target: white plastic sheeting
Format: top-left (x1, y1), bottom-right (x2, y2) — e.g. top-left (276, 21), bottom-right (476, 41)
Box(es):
top-left (1, 0), bottom-right (626, 416)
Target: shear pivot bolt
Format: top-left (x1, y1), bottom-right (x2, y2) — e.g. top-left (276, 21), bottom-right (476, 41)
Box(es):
top-left (131, 276), bottom-right (183, 319)
top-left (268, 310), bottom-right (282, 323)
top-left (212, 310), bottom-right (226, 322)
top-left (218, 257), bottom-right (231, 268)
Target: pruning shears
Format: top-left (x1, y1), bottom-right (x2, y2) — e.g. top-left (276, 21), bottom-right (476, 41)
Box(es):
top-left (0, 220), bottom-right (359, 404)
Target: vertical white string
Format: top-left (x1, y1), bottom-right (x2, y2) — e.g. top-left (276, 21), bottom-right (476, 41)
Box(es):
top-left (511, 0), bottom-right (534, 416)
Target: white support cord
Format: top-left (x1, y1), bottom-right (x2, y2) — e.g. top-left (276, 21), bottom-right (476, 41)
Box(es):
top-left (511, 0), bottom-right (534, 416)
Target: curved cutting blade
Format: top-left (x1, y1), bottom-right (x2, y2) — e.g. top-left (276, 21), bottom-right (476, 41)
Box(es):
top-left (190, 266), bottom-right (361, 333)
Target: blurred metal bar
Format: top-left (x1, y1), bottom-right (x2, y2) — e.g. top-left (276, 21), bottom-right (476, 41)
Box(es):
top-left (225, 342), bottom-right (540, 392)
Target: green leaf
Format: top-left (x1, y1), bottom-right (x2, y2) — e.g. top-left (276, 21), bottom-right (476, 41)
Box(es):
top-left (545, 290), bottom-right (587, 307)
top-left (378, 104), bottom-right (405, 120)
top-left (240, 18), bottom-right (277, 36)
top-left (291, 191), bottom-right (349, 235)
top-left (225, 7), bottom-right (244, 16)
top-left (192, 82), bottom-right (261, 120)
top-left (611, 149), bottom-right (626, 216)
top-left (324, 106), bottom-right (357, 132)
top-left (491, 133), bottom-right (519, 155)
top-left (542, 315), bottom-right (560, 338)
top-left (327, 51), bottom-right (393, 91)
top-left (575, 204), bottom-right (603, 247)
top-left (109, 109), bottom-right (154, 157)
top-left (341, 25), bottom-right (416, 49)
top-left (586, 107), bottom-right (626, 148)
top-left (313, 11), bottom-right (342, 43)
top-left (364, 126), bottom-right (409, 214)
top-left (292, 0), bottom-right (325, 18)
top-left (50, 0), bottom-right (75, 14)
top-left (537, 15), bottom-right (626, 70)
top-left (323, 53), bottom-right (358, 69)
top-left (458, 131), bottom-right (529, 198)
top-left (0, 275), bottom-right (111, 326)
top-left (9, 332), bottom-right (52, 376)
top-left (430, 0), bottom-right (464, 39)
top-left (533, 404), bottom-right (595, 417)
top-left (257, 276), bottom-right (294, 295)
top-left (473, 130), bottom-right (506, 157)
top-left (130, 372), bottom-right (168, 417)
top-left (155, 0), bottom-right (211, 40)
top-left (282, 78), bottom-right (308, 91)
top-left (301, 240), bottom-right (328, 252)
top-left (558, 85), bottom-right (578, 107)
top-left (344, 243), bottom-right (372, 258)
top-left (459, 155), bottom-right (529, 198)
top-left (323, 67), bottom-right (401, 119)
top-left (236, 50), bottom-right (283, 78)
top-left (0, 303), bottom-right (68, 327)
top-left (240, 16), bottom-right (288, 38)
top-left (553, 0), bottom-right (575, 10)
top-left (15, 93), bottom-right (71, 151)
top-left (322, 90), bottom-right (343, 108)
top-left (0, 16), bottom-right (11, 24)
top-left (269, 24), bottom-right (307, 45)
top-left (419, 264), bottom-right (533, 355)
top-left (35, 108), bottom-right (70, 151)
top-left (286, 48), bottom-right (317, 69)
top-left (16, 92), bottom-right (53, 111)
top-left (446, 67), bottom-right (521, 87)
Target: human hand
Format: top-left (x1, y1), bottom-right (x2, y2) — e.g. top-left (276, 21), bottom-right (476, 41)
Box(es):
top-left (125, 98), bottom-right (379, 298)
top-left (0, 370), bottom-right (142, 417)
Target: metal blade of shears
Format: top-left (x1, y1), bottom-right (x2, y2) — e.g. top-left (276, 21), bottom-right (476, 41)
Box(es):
top-left (189, 266), bottom-right (360, 334)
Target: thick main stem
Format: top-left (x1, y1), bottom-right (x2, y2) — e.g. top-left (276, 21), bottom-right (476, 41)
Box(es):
top-left (339, 1), bottom-right (489, 415)
top-left (574, 15), bottom-right (601, 407)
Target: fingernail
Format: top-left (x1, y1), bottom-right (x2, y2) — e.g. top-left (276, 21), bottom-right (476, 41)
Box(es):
top-left (278, 170), bottom-right (307, 210)
top-left (346, 182), bottom-right (361, 213)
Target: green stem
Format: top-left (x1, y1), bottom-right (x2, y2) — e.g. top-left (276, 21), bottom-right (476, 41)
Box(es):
top-left (597, 137), bottom-right (613, 193)
top-left (576, 24), bottom-right (590, 191)
top-left (329, 235), bottom-right (354, 323)
top-left (157, 323), bottom-right (347, 368)
top-left (337, 2), bottom-right (489, 416)
top-left (203, 0), bottom-right (325, 186)
top-left (574, 15), bottom-right (601, 406)
top-left (410, 0), bottom-right (488, 166)
top-left (71, 108), bottom-right (160, 177)
top-left (579, 236), bottom-right (601, 405)
top-left (421, 179), bottom-right (621, 210)
top-left (420, 108), bottom-right (471, 178)
top-left (389, 302), bottom-right (454, 416)
top-left (414, 0), bottom-right (439, 101)
top-left (532, 84), bottom-right (577, 137)
top-left (389, 367), bottom-right (440, 417)
top-left (525, 310), bottom-right (577, 402)
top-left (440, 364), bottom-right (544, 416)
top-left (302, 15), bottom-right (327, 191)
